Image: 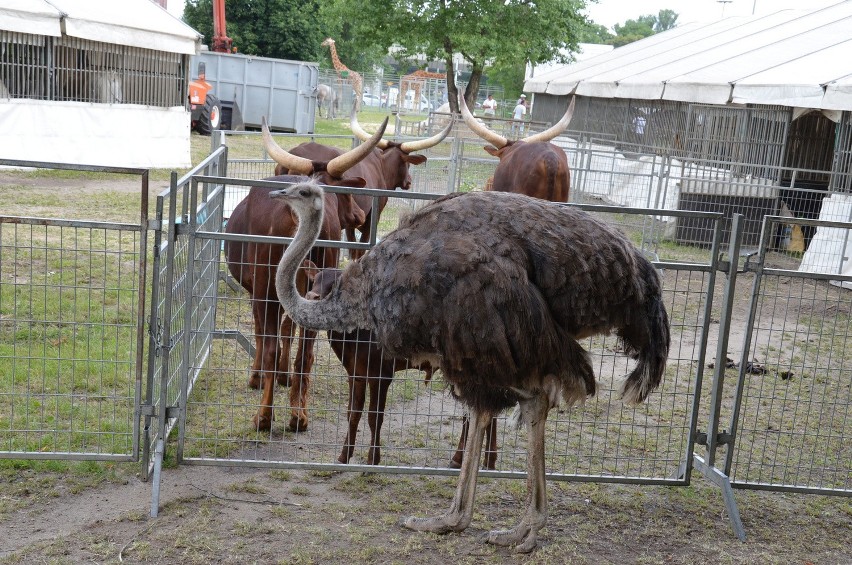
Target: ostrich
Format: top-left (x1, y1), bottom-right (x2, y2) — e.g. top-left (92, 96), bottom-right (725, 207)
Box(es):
top-left (271, 181), bottom-right (670, 552)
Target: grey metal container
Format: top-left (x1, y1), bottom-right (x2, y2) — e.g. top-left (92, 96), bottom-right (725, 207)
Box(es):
top-left (193, 51), bottom-right (318, 133)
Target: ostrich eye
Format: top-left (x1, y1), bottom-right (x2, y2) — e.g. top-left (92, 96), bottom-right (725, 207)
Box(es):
top-left (299, 189), bottom-right (310, 197)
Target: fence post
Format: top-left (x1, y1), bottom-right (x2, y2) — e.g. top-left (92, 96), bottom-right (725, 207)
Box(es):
top-left (694, 212), bottom-right (746, 541)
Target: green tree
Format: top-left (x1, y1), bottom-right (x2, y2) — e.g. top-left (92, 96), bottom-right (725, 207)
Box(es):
top-left (577, 22), bottom-right (615, 44)
top-left (610, 10), bottom-right (679, 47)
top-left (183, 0), bottom-right (326, 62)
top-left (323, 0), bottom-right (589, 112)
top-left (655, 9), bottom-right (679, 32)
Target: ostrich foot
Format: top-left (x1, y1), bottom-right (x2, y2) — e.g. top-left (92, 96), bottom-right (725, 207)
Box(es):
top-left (403, 513), bottom-right (469, 534)
top-left (487, 522), bottom-right (539, 554)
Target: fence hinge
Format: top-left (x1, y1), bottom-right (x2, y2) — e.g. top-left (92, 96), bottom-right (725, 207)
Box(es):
top-left (138, 404), bottom-right (155, 417)
top-left (716, 260), bottom-right (732, 274)
top-left (165, 406), bottom-right (181, 419)
top-left (694, 429), bottom-right (733, 447)
top-left (147, 219), bottom-right (162, 230)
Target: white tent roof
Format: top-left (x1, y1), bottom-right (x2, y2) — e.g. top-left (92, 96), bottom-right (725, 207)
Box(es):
top-left (0, 0), bottom-right (201, 55)
top-left (525, 1), bottom-right (852, 111)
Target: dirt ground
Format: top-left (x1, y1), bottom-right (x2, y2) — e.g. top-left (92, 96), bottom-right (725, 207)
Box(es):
top-left (1, 459), bottom-right (851, 564)
top-left (1, 171), bottom-right (851, 564)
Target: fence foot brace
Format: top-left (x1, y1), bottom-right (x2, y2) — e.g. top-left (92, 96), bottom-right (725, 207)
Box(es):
top-left (150, 439), bottom-right (165, 518)
top-left (693, 454), bottom-right (746, 541)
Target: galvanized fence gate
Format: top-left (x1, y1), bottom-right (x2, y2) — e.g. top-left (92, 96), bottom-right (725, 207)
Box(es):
top-left (2, 129), bottom-right (850, 540)
top-left (0, 159), bottom-right (149, 463)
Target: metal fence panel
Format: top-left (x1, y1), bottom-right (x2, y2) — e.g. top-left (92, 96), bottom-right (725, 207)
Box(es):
top-left (0, 161), bottom-right (148, 461)
top-left (144, 148), bottom-right (228, 480)
top-left (724, 215), bottom-right (852, 495)
top-left (172, 177), bottom-right (722, 487)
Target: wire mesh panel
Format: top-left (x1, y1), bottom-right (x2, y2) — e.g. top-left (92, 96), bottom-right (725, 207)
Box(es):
top-left (176, 180), bottom-right (723, 485)
top-left (0, 163), bottom-right (148, 461)
top-left (724, 216), bottom-right (852, 494)
top-left (144, 148), bottom-right (228, 476)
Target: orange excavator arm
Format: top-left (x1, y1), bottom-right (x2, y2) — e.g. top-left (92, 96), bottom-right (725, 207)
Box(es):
top-left (211, 0), bottom-right (233, 53)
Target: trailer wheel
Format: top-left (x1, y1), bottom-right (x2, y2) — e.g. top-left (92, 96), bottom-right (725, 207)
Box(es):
top-left (197, 94), bottom-right (222, 135)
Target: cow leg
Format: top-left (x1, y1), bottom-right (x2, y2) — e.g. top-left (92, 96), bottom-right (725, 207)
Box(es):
top-left (277, 315), bottom-right (296, 388)
top-left (450, 416), bottom-right (469, 468)
top-left (365, 372), bottom-right (393, 465)
top-left (286, 326), bottom-right (315, 432)
top-left (451, 415), bottom-right (499, 470)
top-left (251, 297), bottom-right (282, 431)
top-left (338, 376), bottom-right (366, 463)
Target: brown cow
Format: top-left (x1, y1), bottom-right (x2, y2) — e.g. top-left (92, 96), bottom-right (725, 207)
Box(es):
top-left (269, 105), bottom-right (453, 259)
top-left (225, 118), bottom-right (387, 432)
top-left (346, 110), bottom-right (453, 258)
top-left (460, 94), bottom-right (576, 202)
top-left (307, 267), bottom-right (498, 468)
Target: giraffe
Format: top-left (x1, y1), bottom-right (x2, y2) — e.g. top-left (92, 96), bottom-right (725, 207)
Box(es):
top-left (399, 69), bottom-right (446, 111)
top-left (321, 38), bottom-right (363, 111)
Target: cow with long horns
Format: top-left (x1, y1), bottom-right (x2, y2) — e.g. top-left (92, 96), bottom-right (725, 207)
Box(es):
top-left (225, 119), bottom-right (388, 432)
top-left (460, 93), bottom-right (576, 203)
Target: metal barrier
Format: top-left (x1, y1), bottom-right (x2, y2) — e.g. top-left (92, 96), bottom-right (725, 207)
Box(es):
top-left (0, 159), bottom-right (149, 461)
top-left (3, 133), bottom-right (851, 539)
top-left (143, 145), bottom-right (229, 514)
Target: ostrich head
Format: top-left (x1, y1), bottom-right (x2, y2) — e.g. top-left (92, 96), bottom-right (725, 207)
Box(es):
top-left (269, 180), bottom-right (324, 216)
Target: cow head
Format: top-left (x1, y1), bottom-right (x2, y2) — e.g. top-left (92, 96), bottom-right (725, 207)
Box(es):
top-left (262, 116), bottom-right (388, 229)
top-left (459, 92), bottom-right (575, 156)
top-left (350, 106), bottom-right (453, 190)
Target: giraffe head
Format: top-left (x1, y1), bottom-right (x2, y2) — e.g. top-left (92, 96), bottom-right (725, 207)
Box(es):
top-left (321, 38), bottom-right (335, 48)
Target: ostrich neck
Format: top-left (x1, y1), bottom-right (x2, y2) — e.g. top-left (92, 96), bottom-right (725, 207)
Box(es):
top-left (275, 200), bottom-right (366, 332)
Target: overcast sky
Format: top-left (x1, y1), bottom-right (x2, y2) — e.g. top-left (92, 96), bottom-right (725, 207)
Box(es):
top-left (584, 0), bottom-right (843, 30)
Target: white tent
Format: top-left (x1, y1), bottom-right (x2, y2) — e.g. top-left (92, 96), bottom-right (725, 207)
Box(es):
top-left (0, 0), bottom-right (201, 169)
top-left (525, 1), bottom-right (852, 112)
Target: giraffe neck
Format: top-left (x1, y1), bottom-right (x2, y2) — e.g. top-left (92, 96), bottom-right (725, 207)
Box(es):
top-left (327, 44), bottom-right (348, 74)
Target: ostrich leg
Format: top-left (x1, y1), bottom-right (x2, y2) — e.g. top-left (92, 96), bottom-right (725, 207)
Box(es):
top-left (487, 392), bottom-right (550, 553)
top-left (403, 408), bottom-right (493, 533)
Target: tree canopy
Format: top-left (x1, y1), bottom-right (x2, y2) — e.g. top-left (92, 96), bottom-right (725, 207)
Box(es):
top-left (323, 0), bottom-right (589, 111)
top-left (611, 10), bottom-right (679, 47)
top-left (183, 0), bottom-right (326, 62)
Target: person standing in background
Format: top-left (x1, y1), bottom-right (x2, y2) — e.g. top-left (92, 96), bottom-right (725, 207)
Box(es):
top-left (512, 98), bottom-right (527, 135)
top-left (482, 94), bottom-right (497, 118)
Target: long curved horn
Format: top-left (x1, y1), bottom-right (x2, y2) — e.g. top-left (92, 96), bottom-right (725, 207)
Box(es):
top-left (262, 116), bottom-right (314, 175)
top-left (350, 102), bottom-right (390, 149)
top-left (521, 96), bottom-right (575, 144)
top-left (399, 119), bottom-right (454, 153)
top-left (327, 116), bottom-right (388, 177)
top-left (458, 91), bottom-right (507, 148)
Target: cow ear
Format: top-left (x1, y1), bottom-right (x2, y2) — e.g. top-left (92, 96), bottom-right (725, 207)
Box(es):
top-left (300, 259), bottom-right (320, 282)
top-left (483, 145), bottom-right (501, 157)
top-left (335, 177), bottom-right (367, 188)
top-left (405, 154), bottom-right (427, 166)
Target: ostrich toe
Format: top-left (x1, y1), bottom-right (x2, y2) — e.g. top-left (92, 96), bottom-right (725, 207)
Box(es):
top-left (487, 521), bottom-right (539, 553)
top-left (403, 513), bottom-right (469, 534)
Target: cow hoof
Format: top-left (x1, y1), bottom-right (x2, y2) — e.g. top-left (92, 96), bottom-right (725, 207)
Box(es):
top-left (366, 448), bottom-right (381, 466)
top-left (286, 417), bottom-right (308, 433)
top-left (248, 374), bottom-right (262, 390)
top-left (276, 374), bottom-right (291, 387)
top-left (252, 413), bottom-right (273, 431)
top-left (449, 456), bottom-right (462, 469)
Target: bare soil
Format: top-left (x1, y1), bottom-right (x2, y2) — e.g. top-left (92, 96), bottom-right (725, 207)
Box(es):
top-left (1, 171), bottom-right (850, 564)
